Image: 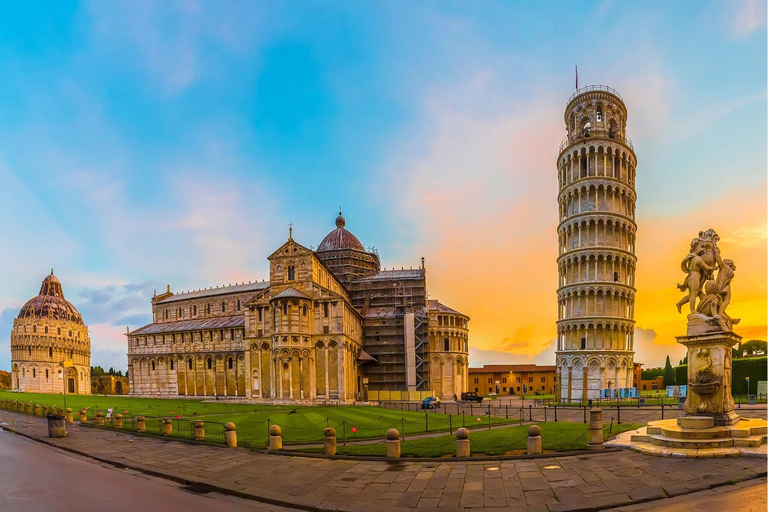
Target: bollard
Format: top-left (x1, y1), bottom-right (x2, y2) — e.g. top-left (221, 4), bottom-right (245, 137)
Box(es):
top-left (527, 425), bottom-right (542, 455)
top-left (194, 420), bottom-right (205, 440)
top-left (34, 404), bottom-right (41, 416)
top-left (163, 418), bottom-right (173, 436)
top-left (79, 409), bottom-right (87, 423)
top-left (12, 400), bottom-right (17, 411)
top-left (26, 402), bottom-right (33, 414)
top-left (136, 416), bottom-right (146, 432)
top-left (43, 405), bottom-right (50, 417)
top-left (96, 411), bottom-right (104, 426)
top-left (386, 428), bottom-right (401, 458)
top-left (455, 427), bottom-right (470, 458)
top-left (225, 422), bottom-right (237, 448)
top-left (587, 408), bottom-right (604, 450)
top-left (268, 424), bottom-right (282, 451)
top-left (114, 413), bottom-right (124, 429)
top-left (65, 408), bottom-right (73, 424)
top-left (323, 427), bottom-right (336, 456)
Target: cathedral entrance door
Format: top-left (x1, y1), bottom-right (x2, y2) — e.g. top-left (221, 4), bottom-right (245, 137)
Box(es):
top-left (68, 378), bottom-right (75, 394)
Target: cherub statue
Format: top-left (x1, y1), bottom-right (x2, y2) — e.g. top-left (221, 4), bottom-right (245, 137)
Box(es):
top-left (676, 238), bottom-right (718, 314)
top-left (678, 229), bottom-right (740, 329)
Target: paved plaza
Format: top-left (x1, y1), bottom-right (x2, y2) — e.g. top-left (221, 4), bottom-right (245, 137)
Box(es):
top-left (0, 409), bottom-right (765, 512)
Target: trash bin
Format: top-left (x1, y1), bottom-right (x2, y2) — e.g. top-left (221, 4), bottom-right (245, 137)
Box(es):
top-left (47, 413), bottom-right (67, 438)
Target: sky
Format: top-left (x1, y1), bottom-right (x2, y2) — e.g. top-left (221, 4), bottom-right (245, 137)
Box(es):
top-left (0, 0), bottom-right (765, 372)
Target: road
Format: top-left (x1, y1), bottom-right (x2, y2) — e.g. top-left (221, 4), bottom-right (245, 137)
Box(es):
top-left (0, 429), bottom-right (294, 512)
top-left (620, 481), bottom-right (767, 512)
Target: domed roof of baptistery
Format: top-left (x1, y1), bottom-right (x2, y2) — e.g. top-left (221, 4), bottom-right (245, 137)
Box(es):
top-left (17, 270), bottom-right (84, 324)
top-left (316, 212), bottom-right (366, 252)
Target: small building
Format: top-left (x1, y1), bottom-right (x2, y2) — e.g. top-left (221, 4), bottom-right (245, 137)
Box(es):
top-left (10, 271), bottom-right (92, 394)
top-left (633, 362), bottom-right (643, 388)
top-left (468, 364), bottom-right (557, 395)
top-left (639, 376), bottom-right (664, 391)
top-left (91, 375), bottom-right (129, 395)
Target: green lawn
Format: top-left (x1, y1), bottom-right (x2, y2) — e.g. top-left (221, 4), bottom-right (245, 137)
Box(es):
top-left (0, 390), bottom-right (518, 447)
top-left (299, 422), bottom-right (642, 457)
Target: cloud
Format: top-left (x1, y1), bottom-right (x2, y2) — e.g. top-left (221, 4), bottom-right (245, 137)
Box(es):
top-left (86, 0), bottom-right (274, 93)
top-left (732, 0), bottom-right (767, 38)
top-left (75, 282), bottom-right (155, 327)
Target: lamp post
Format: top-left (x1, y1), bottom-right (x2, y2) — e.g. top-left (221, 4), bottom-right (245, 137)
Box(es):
top-left (746, 376), bottom-right (750, 399)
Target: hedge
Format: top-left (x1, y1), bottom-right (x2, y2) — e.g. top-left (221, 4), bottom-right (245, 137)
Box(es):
top-left (673, 356), bottom-right (767, 394)
top-left (641, 368), bottom-right (664, 380)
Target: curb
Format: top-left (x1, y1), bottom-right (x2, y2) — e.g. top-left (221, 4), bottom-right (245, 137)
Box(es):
top-left (0, 418), bottom-right (765, 512)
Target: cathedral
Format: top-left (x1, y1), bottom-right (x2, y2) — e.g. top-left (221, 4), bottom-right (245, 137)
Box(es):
top-left (127, 213), bottom-right (469, 403)
top-left (10, 271), bottom-right (92, 394)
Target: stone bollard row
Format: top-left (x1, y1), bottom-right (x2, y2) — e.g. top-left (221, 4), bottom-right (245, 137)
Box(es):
top-left (527, 425), bottom-right (542, 455)
top-left (587, 408), bottom-right (604, 451)
top-left (386, 428), bottom-right (400, 458)
top-left (456, 427), bottom-right (470, 457)
top-left (194, 420), bottom-right (205, 441)
top-left (225, 422), bottom-right (237, 448)
top-left (324, 427), bottom-right (336, 455)
top-left (268, 424), bottom-right (282, 451)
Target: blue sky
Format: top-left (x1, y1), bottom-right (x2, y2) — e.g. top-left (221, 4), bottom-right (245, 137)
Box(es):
top-left (0, 1), bottom-right (765, 371)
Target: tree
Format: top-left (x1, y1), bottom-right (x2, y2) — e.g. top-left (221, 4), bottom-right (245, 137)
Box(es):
top-left (91, 366), bottom-right (105, 377)
top-left (662, 355), bottom-right (675, 387)
top-left (738, 340), bottom-right (767, 357)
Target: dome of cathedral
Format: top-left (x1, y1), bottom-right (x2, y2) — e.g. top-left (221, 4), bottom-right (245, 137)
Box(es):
top-left (16, 271), bottom-right (84, 324)
top-left (317, 212), bottom-right (365, 252)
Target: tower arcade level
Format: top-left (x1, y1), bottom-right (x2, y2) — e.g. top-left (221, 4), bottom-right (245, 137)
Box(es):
top-left (555, 86), bottom-right (638, 402)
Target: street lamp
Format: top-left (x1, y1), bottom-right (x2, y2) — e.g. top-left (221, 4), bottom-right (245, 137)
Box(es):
top-left (746, 376), bottom-right (751, 399)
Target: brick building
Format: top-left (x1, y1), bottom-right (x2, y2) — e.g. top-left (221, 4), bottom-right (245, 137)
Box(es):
top-left (468, 364), bottom-right (557, 395)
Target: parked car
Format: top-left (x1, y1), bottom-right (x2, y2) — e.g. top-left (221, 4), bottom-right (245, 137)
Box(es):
top-left (461, 391), bottom-right (483, 403)
top-left (421, 396), bottom-right (442, 409)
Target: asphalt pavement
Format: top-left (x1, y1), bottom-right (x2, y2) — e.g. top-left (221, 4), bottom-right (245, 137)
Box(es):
top-left (0, 428), bottom-right (294, 512)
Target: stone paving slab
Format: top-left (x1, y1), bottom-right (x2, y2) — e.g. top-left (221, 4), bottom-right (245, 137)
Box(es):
top-left (0, 410), bottom-right (766, 512)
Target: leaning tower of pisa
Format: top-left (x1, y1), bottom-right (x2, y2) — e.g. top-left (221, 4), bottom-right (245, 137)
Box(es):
top-left (555, 85), bottom-right (637, 402)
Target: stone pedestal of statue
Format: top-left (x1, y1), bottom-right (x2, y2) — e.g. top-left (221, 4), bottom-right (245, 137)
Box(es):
top-left (677, 314), bottom-right (741, 426)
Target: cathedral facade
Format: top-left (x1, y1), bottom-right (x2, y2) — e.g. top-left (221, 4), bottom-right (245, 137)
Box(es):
top-left (10, 272), bottom-right (92, 394)
top-left (127, 213), bottom-right (469, 403)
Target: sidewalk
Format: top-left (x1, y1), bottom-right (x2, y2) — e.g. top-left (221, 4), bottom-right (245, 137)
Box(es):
top-left (0, 410), bottom-right (765, 512)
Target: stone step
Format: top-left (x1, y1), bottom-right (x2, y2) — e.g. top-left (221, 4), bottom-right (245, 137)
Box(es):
top-left (630, 434), bottom-right (650, 442)
top-left (660, 425), bottom-right (732, 439)
top-left (648, 434), bottom-right (735, 449)
top-left (629, 441), bottom-right (742, 459)
top-left (732, 434), bottom-right (767, 448)
top-left (731, 420), bottom-right (768, 437)
top-left (680, 416), bottom-right (714, 429)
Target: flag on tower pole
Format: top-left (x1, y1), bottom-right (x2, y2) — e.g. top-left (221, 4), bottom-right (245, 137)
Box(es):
top-left (575, 65), bottom-right (579, 90)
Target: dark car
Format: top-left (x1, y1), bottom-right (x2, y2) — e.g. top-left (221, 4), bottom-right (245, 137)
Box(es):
top-left (461, 391), bottom-right (483, 403)
top-left (421, 396), bottom-right (442, 409)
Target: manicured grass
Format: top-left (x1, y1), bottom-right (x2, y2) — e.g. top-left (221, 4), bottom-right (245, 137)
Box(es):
top-left (299, 422), bottom-right (642, 457)
top-left (0, 390), bottom-right (519, 447)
